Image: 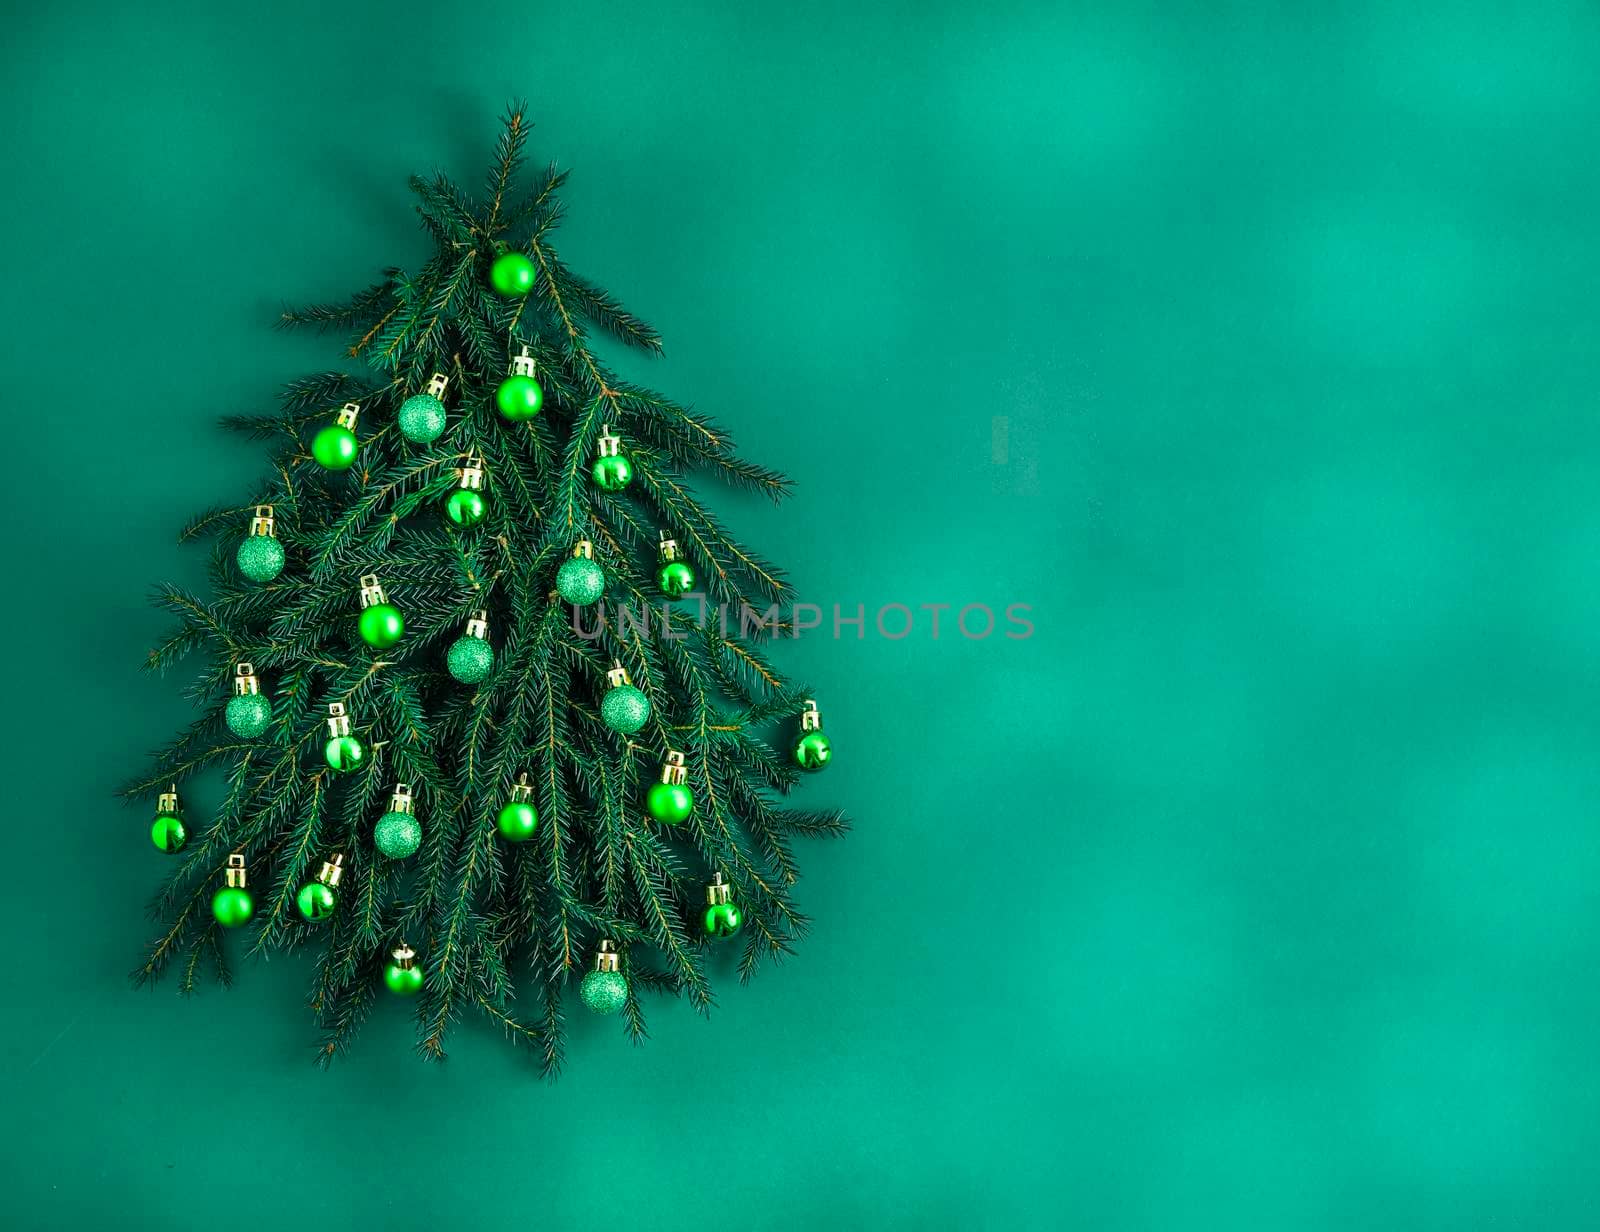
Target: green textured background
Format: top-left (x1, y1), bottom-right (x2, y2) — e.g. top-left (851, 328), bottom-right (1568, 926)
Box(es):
top-left (4, 2), bottom-right (1599, 1228)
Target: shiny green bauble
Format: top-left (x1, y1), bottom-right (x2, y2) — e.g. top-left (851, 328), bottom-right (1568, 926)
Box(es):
top-left (150, 813), bottom-right (188, 854)
top-left (357, 602), bottom-right (405, 649)
top-left (311, 423), bottom-right (359, 470)
top-left (795, 730), bottom-right (831, 770)
top-left (658, 560), bottom-right (695, 598)
top-left (374, 811), bottom-right (422, 860)
top-left (296, 881), bottom-right (337, 923)
top-left (555, 557), bottom-right (606, 606)
top-left (580, 970), bottom-right (628, 1015)
top-left (235, 535), bottom-right (285, 583)
top-left (444, 488), bottom-right (487, 528)
top-left (211, 886), bottom-right (254, 929)
top-left (495, 374), bottom-right (543, 421)
top-left (490, 250), bottom-right (536, 297)
top-left (447, 635), bottom-right (494, 684)
top-left (591, 454), bottom-right (633, 492)
top-left (384, 962), bottom-right (425, 997)
top-left (225, 693), bottom-right (272, 739)
top-left (496, 800), bottom-right (539, 842)
top-left (601, 684), bottom-right (651, 734)
top-left (645, 782), bottom-right (694, 825)
top-left (397, 394), bottom-right (447, 444)
top-left (704, 902), bottom-right (743, 938)
top-left (324, 734), bottom-right (365, 773)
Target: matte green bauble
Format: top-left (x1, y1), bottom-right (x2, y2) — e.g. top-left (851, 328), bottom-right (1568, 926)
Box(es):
top-left (591, 454), bottom-right (633, 492)
top-left (447, 635), bottom-right (494, 683)
top-left (225, 693), bottom-right (272, 739)
top-left (580, 970), bottom-right (628, 1015)
top-left (211, 886), bottom-right (254, 929)
top-left (384, 961), bottom-right (425, 997)
top-left (235, 535), bottom-right (285, 583)
top-left (556, 557), bottom-right (606, 606)
top-left (311, 424), bottom-right (359, 470)
top-left (151, 813), bottom-right (188, 854)
top-left (374, 811), bottom-right (422, 860)
top-left (496, 800), bottom-right (539, 842)
top-left (795, 730), bottom-right (832, 770)
top-left (296, 881), bottom-right (337, 922)
top-left (601, 684), bottom-right (651, 734)
top-left (704, 902), bottom-right (743, 938)
top-left (324, 734), bottom-right (365, 772)
top-left (658, 560), bottom-right (695, 598)
top-left (397, 394), bottom-right (447, 444)
top-left (357, 603), bottom-right (405, 649)
top-left (645, 782), bottom-right (694, 825)
top-left (490, 250), bottom-right (536, 297)
top-left (444, 488), bottom-right (487, 528)
top-left (495, 374), bottom-right (543, 421)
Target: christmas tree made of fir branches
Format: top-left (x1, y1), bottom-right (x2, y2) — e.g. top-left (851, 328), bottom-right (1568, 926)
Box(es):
top-left (124, 105), bottom-right (845, 1071)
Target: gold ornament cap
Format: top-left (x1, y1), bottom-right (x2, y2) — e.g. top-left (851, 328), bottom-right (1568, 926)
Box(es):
top-left (388, 783), bottom-right (414, 815)
top-left (457, 453), bottom-right (485, 491)
top-left (596, 424), bottom-right (623, 458)
top-left (423, 372), bottom-right (449, 399)
top-left (317, 853), bottom-right (345, 888)
top-left (801, 699), bottom-right (823, 731)
top-left (234, 663), bottom-right (260, 696)
top-left (335, 401), bottom-right (361, 429)
top-left (358, 574), bottom-right (388, 608)
top-left (464, 609), bottom-right (489, 639)
top-left (607, 660), bottom-right (631, 688)
top-left (247, 505), bottom-right (275, 537)
top-left (157, 784), bottom-right (180, 816)
top-left (592, 939), bottom-right (621, 973)
top-left (225, 853), bottom-right (248, 889)
top-left (706, 872), bottom-right (732, 907)
top-left (571, 539), bottom-right (595, 560)
top-left (326, 703), bottom-right (352, 738)
top-left (659, 531), bottom-right (680, 562)
top-left (660, 751), bottom-right (688, 786)
top-left (391, 942), bottom-right (417, 970)
top-left (510, 345), bottom-right (537, 378)
top-left (509, 772), bottom-right (534, 804)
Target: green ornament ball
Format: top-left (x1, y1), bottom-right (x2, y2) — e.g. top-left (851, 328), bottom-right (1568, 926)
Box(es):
top-left (212, 886), bottom-right (254, 929)
top-left (384, 961), bottom-right (425, 997)
top-left (225, 693), bottom-right (272, 739)
top-left (444, 487), bottom-right (487, 528)
top-left (325, 734), bottom-right (365, 773)
top-left (397, 394), bottom-right (447, 444)
top-left (296, 881), bottom-right (336, 923)
top-left (447, 635), bottom-right (494, 684)
top-left (312, 423), bottom-right (359, 470)
top-left (555, 556), bottom-right (606, 606)
top-left (704, 902), bottom-right (743, 938)
top-left (235, 535), bottom-right (285, 583)
top-left (580, 969), bottom-right (628, 1015)
top-left (497, 800), bottom-right (539, 842)
top-left (601, 684), bottom-right (651, 734)
top-left (151, 813), bottom-right (188, 854)
top-left (658, 560), bottom-right (695, 598)
top-left (490, 250), bottom-right (536, 297)
top-left (645, 782), bottom-right (694, 825)
top-left (795, 730), bottom-right (831, 770)
top-left (357, 602), bottom-right (405, 649)
top-left (495, 374), bottom-right (543, 421)
top-left (591, 454), bottom-right (633, 492)
top-left (374, 811), bottom-right (422, 860)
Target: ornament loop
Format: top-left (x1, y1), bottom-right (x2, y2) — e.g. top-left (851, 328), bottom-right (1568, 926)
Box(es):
top-left (358, 574), bottom-right (388, 608)
top-left (801, 699), bottom-right (822, 731)
top-left (336, 402), bottom-right (361, 429)
top-left (424, 373), bottom-right (449, 399)
top-left (248, 505), bottom-right (275, 537)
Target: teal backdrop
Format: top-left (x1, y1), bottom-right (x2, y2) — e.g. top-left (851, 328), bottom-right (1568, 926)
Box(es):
top-left (3, 2), bottom-right (1599, 1228)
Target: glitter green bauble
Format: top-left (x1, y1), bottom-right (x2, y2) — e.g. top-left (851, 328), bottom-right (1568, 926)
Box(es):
top-left (495, 374), bottom-right (543, 421)
top-left (296, 881), bottom-right (337, 923)
top-left (490, 250), bottom-right (536, 297)
top-left (397, 394), bottom-right (446, 444)
top-left (645, 782), bottom-right (694, 825)
top-left (601, 684), bottom-right (651, 734)
top-left (447, 635), bottom-right (494, 683)
top-left (311, 423), bottom-right (359, 470)
top-left (151, 813), bottom-right (188, 854)
top-left (374, 811), bottom-right (422, 860)
top-left (212, 887), bottom-right (254, 929)
top-left (384, 962), bottom-right (424, 997)
top-left (496, 801), bottom-right (538, 842)
top-left (795, 730), bottom-right (831, 770)
top-left (704, 902), bottom-right (743, 938)
top-left (235, 535), bottom-right (285, 582)
top-left (580, 970), bottom-right (628, 1014)
top-left (591, 454), bottom-right (633, 492)
top-left (444, 488), bottom-right (487, 528)
top-left (358, 602), bottom-right (405, 649)
top-left (555, 557), bottom-right (605, 606)
top-left (658, 560), bottom-right (695, 597)
top-left (225, 693), bottom-right (272, 739)
top-left (325, 735), bottom-right (365, 772)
